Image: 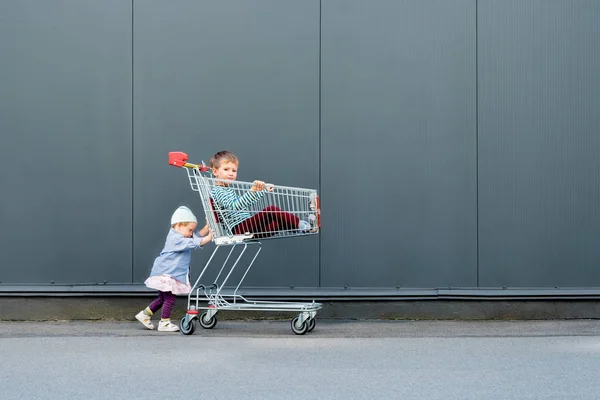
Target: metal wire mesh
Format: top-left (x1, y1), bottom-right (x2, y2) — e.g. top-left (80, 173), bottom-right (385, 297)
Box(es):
top-left (185, 167), bottom-right (319, 243)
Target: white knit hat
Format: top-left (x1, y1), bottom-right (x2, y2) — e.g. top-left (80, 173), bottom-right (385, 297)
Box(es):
top-left (170, 206), bottom-right (197, 225)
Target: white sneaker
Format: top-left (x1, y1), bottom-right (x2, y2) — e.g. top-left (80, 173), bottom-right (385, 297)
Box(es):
top-left (298, 220), bottom-right (311, 232)
top-left (158, 320), bottom-right (180, 332)
top-left (135, 311), bottom-right (154, 330)
top-left (308, 193), bottom-right (319, 231)
top-left (308, 214), bottom-right (317, 230)
top-left (309, 192), bottom-right (318, 211)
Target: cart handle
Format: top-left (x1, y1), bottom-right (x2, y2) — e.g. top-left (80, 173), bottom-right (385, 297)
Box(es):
top-left (168, 151), bottom-right (210, 172)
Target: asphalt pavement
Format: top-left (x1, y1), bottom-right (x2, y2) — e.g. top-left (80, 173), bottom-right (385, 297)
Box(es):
top-left (2, 319), bottom-right (600, 400)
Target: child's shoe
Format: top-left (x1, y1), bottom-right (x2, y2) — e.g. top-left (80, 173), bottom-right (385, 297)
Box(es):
top-left (308, 193), bottom-right (319, 231)
top-left (309, 192), bottom-right (318, 211)
top-left (158, 319), bottom-right (180, 332)
top-left (308, 214), bottom-right (317, 230)
top-left (135, 310), bottom-right (154, 330)
top-left (299, 218), bottom-right (318, 233)
top-left (298, 220), bottom-right (311, 232)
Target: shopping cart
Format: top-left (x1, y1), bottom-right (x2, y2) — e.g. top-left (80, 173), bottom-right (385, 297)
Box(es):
top-left (168, 151), bottom-right (322, 335)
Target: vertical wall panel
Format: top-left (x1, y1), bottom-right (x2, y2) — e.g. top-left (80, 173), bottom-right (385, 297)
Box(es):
top-left (478, 0), bottom-right (600, 287)
top-left (0, 0), bottom-right (133, 284)
top-left (321, 0), bottom-right (477, 288)
top-left (133, 0), bottom-right (320, 288)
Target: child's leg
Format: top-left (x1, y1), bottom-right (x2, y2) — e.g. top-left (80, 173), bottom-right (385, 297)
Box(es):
top-left (160, 292), bottom-right (176, 319)
top-left (233, 210), bottom-right (275, 235)
top-left (251, 221), bottom-right (280, 238)
top-left (266, 206), bottom-right (314, 232)
top-left (135, 291), bottom-right (165, 330)
top-left (234, 206), bottom-right (304, 235)
top-left (157, 291), bottom-right (180, 332)
top-left (148, 291), bottom-right (166, 313)
top-left (262, 205), bottom-right (300, 230)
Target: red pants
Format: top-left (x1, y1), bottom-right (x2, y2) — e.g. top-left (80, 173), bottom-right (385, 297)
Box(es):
top-left (233, 206), bottom-right (299, 238)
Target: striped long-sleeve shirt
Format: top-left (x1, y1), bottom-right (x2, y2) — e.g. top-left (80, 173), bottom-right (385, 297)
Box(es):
top-left (211, 185), bottom-right (266, 232)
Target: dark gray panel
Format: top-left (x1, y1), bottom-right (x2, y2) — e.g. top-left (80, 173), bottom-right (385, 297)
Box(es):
top-left (0, 1), bottom-right (133, 284)
top-left (133, 0), bottom-right (320, 287)
top-left (321, 0), bottom-right (477, 288)
top-left (478, 0), bottom-right (600, 287)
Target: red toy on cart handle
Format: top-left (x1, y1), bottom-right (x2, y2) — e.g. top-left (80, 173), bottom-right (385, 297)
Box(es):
top-left (168, 151), bottom-right (189, 167)
top-left (168, 151), bottom-right (209, 172)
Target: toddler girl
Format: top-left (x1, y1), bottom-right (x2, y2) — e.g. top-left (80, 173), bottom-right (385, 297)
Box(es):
top-left (135, 206), bottom-right (212, 332)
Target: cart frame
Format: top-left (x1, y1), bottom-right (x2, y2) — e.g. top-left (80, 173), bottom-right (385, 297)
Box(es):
top-left (168, 151), bottom-right (322, 335)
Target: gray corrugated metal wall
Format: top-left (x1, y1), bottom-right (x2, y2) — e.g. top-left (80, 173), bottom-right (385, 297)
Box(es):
top-left (478, 0), bottom-right (600, 287)
top-left (0, 0), bottom-right (133, 285)
top-left (321, 0), bottom-right (477, 288)
top-left (1, 0), bottom-right (599, 291)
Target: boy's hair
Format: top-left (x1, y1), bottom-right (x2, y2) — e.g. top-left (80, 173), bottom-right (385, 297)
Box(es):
top-left (210, 151), bottom-right (239, 169)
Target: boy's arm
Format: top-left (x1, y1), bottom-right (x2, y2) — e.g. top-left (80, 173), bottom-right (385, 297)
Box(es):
top-left (212, 186), bottom-right (265, 211)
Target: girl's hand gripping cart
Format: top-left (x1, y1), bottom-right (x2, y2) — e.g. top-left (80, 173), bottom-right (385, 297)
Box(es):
top-left (168, 151), bottom-right (323, 335)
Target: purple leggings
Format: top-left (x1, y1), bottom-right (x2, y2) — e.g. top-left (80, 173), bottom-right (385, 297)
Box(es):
top-left (148, 290), bottom-right (176, 319)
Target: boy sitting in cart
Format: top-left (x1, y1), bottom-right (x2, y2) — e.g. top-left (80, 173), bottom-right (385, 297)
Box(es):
top-left (209, 150), bottom-right (317, 238)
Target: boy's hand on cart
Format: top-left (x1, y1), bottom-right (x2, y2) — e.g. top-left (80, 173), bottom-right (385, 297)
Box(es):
top-left (266, 183), bottom-right (274, 192)
top-left (251, 180), bottom-right (266, 192)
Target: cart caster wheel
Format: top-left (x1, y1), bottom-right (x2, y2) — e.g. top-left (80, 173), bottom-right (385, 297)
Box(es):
top-left (307, 318), bottom-right (316, 333)
top-left (199, 312), bottom-right (217, 329)
top-left (291, 316), bottom-right (309, 335)
top-left (180, 316), bottom-right (196, 335)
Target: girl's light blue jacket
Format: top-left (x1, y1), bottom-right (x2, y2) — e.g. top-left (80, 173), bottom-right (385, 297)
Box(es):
top-left (148, 228), bottom-right (203, 283)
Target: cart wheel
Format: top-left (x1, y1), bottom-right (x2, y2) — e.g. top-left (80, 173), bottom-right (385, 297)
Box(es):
top-left (199, 312), bottom-right (217, 329)
top-left (291, 316), bottom-right (309, 335)
top-left (307, 318), bottom-right (316, 333)
top-left (180, 316), bottom-right (196, 335)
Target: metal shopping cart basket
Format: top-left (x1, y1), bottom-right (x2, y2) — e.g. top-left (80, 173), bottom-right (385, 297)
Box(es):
top-left (168, 151), bottom-right (322, 335)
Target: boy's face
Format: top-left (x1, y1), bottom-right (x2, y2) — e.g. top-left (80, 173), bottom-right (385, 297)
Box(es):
top-left (175, 222), bottom-right (197, 237)
top-left (212, 161), bottom-right (238, 181)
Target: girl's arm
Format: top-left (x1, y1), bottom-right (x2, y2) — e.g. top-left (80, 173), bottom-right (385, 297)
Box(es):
top-left (167, 236), bottom-right (203, 252)
top-left (196, 221), bottom-right (213, 247)
top-left (169, 233), bottom-right (212, 251)
top-left (200, 231), bottom-right (213, 247)
top-left (198, 221), bottom-right (210, 237)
